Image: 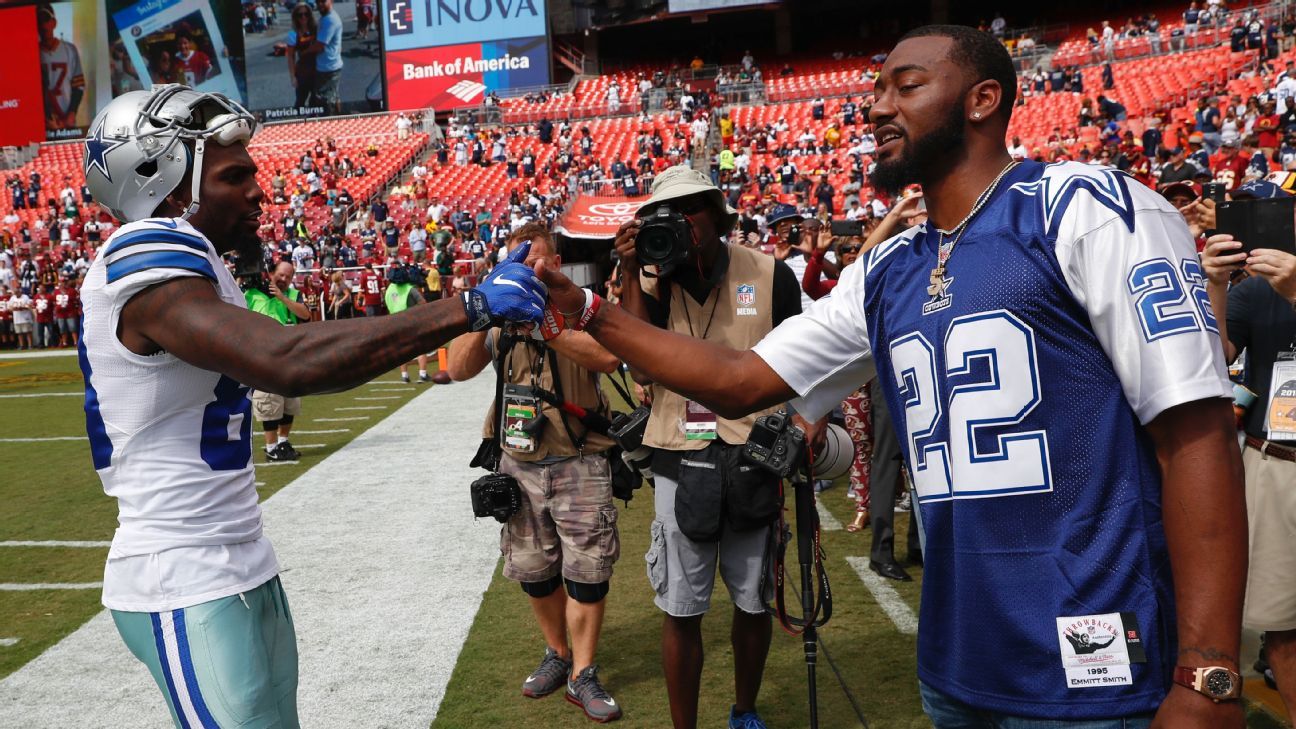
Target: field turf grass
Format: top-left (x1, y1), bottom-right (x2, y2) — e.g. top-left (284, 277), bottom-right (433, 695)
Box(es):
top-left (0, 355), bottom-right (1289, 727)
top-left (0, 353), bottom-right (427, 679)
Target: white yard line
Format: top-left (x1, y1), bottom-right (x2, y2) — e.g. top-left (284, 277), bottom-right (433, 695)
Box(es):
top-left (291, 444), bottom-right (325, 449)
top-left (0, 392), bottom-right (81, 399)
top-left (368, 388), bottom-right (413, 392)
top-left (0, 437), bottom-right (86, 443)
top-left (0, 541), bottom-right (111, 548)
top-left (0, 350), bottom-right (77, 360)
top-left (0, 638), bottom-right (19, 647)
top-left (815, 496), bottom-right (843, 531)
top-left (334, 406), bottom-right (388, 411)
top-left (354, 396), bottom-right (403, 401)
top-left (290, 429), bottom-right (351, 435)
top-left (845, 556), bottom-right (919, 635)
top-left (0, 583), bottom-right (102, 591)
top-left (314, 417), bottom-right (370, 422)
top-left (360, 380), bottom-right (409, 385)
top-left (257, 461), bottom-right (300, 467)
top-left (0, 375), bottom-right (499, 727)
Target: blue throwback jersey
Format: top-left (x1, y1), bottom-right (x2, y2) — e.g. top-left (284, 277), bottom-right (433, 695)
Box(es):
top-left (754, 160), bottom-right (1231, 718)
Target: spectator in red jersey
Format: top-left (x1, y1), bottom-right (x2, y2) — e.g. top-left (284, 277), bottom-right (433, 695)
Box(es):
top-left (1126, 146), bottom-right (1155, 187)
top-left (1257, 98), bottom-right (1281, 157)
top-left (174, 32), bottom-right (214, 85)
top-left (357, 262), bottom-right (383, 316)
top-left (33, 282), bottom-right (56, 349)
top-left (53, 276), bottom-right (79, 347)
top-left (0, 285), bottom-right (12, 349)
top-left (1213, 137), bottom-right (1250, 191)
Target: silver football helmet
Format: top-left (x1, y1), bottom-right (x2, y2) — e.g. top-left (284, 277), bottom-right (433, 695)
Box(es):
top-left (83, 84), bottom-right (256, 222)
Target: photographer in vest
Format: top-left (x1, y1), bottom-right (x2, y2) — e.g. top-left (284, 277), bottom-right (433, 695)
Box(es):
top-left (614, 165), bottom-right (803, 729)
top-left (244, 260), bottom-right (310, 462)
top-left (384, 264), bottom-right (432, 384)
top-left (446, 223), bottom-right (625, 723)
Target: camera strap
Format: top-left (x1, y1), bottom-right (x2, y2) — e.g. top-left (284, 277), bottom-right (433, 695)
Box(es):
top-left (769, 455), bottom-right (833, 636)
top-left (490, 332), bottom-right (519, 448)
top-left (604, 367), bottom-right (637, 410)
top-left (544, 346), bottom-right (586, 455)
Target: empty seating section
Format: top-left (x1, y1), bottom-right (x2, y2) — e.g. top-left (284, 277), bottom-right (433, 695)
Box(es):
top-left (764, 60), bottom-right (875, 103)
top-left (496, 74), bottom-right (642, 124)
top-left (0, 114), bottom-right (426, 240)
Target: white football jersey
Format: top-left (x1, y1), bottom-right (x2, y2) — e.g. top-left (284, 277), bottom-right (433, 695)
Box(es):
top-left (40, 39), bottom-right (83, 117)
top-left (79, 218), bottom-right (277, 612)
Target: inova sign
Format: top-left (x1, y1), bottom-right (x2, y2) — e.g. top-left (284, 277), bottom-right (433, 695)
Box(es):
top-left (384, 0), bottom-right (547, 51)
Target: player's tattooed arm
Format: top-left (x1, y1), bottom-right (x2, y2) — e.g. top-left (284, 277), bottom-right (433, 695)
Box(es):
top-left (1144, 398), bottom-right (1247, 672)
top-left (121, 277), bottom-right (470, 395)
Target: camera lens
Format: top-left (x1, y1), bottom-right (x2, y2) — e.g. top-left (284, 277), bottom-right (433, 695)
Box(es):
top-left (637, 226), bottom-right (677, 266)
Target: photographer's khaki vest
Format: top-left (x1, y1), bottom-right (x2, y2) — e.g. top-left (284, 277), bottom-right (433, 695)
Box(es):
top-left (642, 244), bottom-right (780, 451)
top-left (481, 334), bottom-right (615, 461)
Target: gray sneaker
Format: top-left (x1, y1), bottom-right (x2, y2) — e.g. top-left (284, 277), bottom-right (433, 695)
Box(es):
top-left (565, 664), bottom-right (622, 722)
top-left (521, 647), bottom-right (571, 699)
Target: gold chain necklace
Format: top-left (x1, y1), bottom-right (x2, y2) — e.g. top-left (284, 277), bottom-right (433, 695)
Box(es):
top-left (927, 160), bottom-right (1019, 299)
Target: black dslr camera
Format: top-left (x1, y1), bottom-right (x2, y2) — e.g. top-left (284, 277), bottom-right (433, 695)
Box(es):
top-left (636, 205), bottom-right (692, 274)
top-left (743, 412), bottom-right (806, 479)
top-left (609, 405), bottom-right (654, 479)
top-left (470, 472), bottom-right (522, 523)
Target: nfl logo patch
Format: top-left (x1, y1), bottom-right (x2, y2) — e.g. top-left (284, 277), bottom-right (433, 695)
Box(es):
top-left (736, 284), bottom-right (756, 306)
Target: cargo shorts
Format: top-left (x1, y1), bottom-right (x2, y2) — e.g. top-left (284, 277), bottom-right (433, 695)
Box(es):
top-left (250, 390), bottom-right (301, 422)
top-left (646, 470), bottom-right (773, 618)
top-left (498, 453), bottom-right (620, 584)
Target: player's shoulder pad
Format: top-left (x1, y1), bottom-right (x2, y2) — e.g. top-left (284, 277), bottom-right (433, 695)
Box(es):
top-left (1009, 161), bottom-right (1169, 241)
top-left (864, 222), bottom-right (923, 277)
top-left (101, 218), bottom-right (218, 285)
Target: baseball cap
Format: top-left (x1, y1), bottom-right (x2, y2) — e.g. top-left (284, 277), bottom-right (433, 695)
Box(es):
top-left (1188, 132), bottom-right (1205, 144)
top-left (1158, 181), bottom-right (1201, 201)
top-left (766, 203), bottom-right (804, 226)
top-left (1233, 178), bottom-right (1293, 199)
top-left (1164, 146), bottom-right (1184, 156)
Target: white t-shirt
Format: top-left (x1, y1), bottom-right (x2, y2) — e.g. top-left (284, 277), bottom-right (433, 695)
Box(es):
top-left (10, 293), bottom-right (32, 325)
top-left (81, 218), bottom-right (278, 612)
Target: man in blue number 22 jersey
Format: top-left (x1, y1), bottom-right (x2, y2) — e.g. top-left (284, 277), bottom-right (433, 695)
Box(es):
top-left (537, 26), bottom-right (1247, 729)
top-left (78, 84), bottom-right (546, 728)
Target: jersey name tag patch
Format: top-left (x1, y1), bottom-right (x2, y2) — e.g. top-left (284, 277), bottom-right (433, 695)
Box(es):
top-left (1055, 612), bottom-right (1145, 689)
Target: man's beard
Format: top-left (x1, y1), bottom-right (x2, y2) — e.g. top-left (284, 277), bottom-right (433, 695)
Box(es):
top-left (869, 105), bottom-right (967, 196)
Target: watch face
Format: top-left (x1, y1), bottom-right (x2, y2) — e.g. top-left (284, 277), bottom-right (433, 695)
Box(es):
top-left (1204, 669), bottom-right (1235, 697)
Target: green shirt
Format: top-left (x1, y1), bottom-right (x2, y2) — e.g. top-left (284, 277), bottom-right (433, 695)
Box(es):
top-left (245, 286), bottom-right (301, 325)
top-left (384, 282), bottom-right (419, 314)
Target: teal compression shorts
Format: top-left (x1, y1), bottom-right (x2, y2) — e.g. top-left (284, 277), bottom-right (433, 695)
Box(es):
top-left (112, 576), bottom-right (298, 728)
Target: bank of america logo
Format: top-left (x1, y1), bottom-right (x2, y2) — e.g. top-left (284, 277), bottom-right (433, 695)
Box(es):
top-left (447, 80), bottom-right (487, 102)
top-left (387, 0), bottom-right (412, 35)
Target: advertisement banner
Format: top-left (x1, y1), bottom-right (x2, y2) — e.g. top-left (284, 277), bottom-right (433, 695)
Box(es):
top-left (110, 0), bottom-right (243, 103)
top-left (555, 196), bottom-right (648, 240)
top-left (0, 5), bottom-right (48, 147)
top-left (243, 0), bottom-right (384, 121)
top-left (385, 35), bottom-right (547, 110)
top-left (383, 0), bottom-right (546, 52)
top-left (38, 0), bottom-right (104, 140)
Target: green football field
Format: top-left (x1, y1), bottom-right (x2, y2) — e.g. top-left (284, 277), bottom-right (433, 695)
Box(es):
top-left (0, 353), bottom-right (1289, 728)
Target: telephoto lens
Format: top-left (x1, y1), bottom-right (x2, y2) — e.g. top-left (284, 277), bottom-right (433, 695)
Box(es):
top-left (810, 423), bottom-right (856, 481)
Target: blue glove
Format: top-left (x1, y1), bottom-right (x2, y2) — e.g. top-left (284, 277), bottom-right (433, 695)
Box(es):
top-left (461, 240), bottom-right (548, 332)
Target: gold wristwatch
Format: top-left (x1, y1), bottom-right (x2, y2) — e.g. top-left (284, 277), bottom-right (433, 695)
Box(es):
top-left (1172, 665), bottom-right (1242, 702)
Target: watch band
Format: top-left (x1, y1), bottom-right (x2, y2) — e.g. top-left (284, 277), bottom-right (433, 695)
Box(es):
top-left (1172, 665), bottom-right (1242, 702)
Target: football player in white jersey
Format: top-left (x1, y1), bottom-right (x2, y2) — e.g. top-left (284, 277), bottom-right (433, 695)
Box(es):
top-left (534, 27), bottom-right (1246, 729)
top-left (80, 85), bottom-right (546, 728)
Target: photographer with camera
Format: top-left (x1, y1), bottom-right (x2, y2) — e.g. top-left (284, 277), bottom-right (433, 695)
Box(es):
top-left (244, 260), bottom-right (311, 461)
top-left (446, 223), bottom-right (625, 724)
top-left (1200, 177), bottom-right (1296, 723)
top-left (613, 165), bottom-right (803, 729)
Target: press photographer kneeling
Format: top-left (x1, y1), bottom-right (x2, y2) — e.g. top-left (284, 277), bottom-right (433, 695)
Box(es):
top-left (616, 166), bottom-right (804, 729)
top-left (446, 223), bottom-right (626, 724)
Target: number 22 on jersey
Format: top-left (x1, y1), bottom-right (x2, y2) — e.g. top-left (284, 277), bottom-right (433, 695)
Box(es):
top-left (889, 310), bottom-right (1053, 503)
